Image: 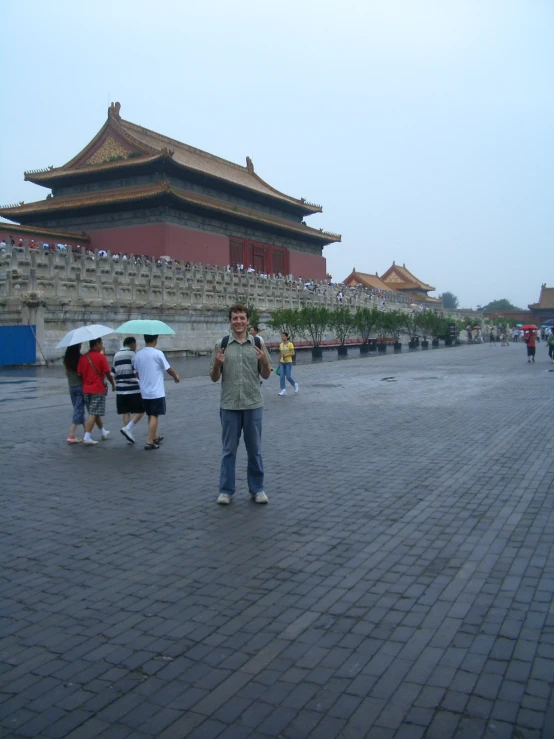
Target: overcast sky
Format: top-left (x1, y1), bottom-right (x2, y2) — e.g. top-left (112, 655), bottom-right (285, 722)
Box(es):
top-left (1, 0), bottom-right (552, 309)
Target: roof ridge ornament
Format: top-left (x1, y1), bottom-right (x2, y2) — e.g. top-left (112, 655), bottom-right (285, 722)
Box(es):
top-left (246, 156), bottom-right (254, 174)
top-left (108, 102), bottom-right (121, 119)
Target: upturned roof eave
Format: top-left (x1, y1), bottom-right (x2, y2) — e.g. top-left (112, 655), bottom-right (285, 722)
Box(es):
top-left (0, 185), bottom-right (341, 245)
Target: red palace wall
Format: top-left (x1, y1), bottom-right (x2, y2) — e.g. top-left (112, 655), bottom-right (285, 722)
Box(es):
top-left (42, 222), bottom-right (327, 280)
top-left (89, 223), bottom-right (229, 264)
top-left (288, 249), bottom-right (326, 280)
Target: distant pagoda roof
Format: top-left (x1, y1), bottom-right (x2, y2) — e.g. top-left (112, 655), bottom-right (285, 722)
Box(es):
top-left (529, 284), bottom-right (554, 311)
top-left (23, 102), bottom-right (322, 216)
top-left (0, 180), bottom-right (340, 246)
top-left (342, 269), bottom-right (395, 292)
top-left (380, 262), bottom-right (435, 292)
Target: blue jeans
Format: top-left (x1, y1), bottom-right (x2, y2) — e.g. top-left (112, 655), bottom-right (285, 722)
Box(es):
top-left (280, 362), bottom-right (296, 391)
top-left (69, 385), bottom-right (85, 425)
top-left (220, 407), bottom-right (264, 496)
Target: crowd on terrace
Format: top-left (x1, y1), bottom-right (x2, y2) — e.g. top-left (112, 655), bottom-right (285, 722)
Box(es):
top-left (1, 238), bottom-right (427, 308)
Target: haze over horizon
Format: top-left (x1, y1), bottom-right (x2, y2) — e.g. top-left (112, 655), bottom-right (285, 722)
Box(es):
top-left (1, 0), bottom-right (552, 310)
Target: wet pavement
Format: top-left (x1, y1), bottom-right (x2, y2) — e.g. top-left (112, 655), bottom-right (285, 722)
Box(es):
top-left (1, 343), bottom-right (554, 738)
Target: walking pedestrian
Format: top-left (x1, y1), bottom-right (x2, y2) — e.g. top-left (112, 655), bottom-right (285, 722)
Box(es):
top-left (278, 332), bottom-right (299, 396)
top-left (112, 337), bottom-right (145, 444)
top-left (548, 331), bottom-right (554, 363)
top-left (489, 327), bottom-right (496, 345)
top-left (64, 343), bottom-right (85, 444)
top-left (133, 335), bottom-right (180, 450)
top-left (210, 304), bottom-right (272, 505)
top-left (525, 331), bottom-right (536, 363)
top-left (77, 338), bottom-right (116, 445)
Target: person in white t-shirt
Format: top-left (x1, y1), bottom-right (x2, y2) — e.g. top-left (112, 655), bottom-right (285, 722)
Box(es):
top-left (134, 335), bottom-right (180, 450)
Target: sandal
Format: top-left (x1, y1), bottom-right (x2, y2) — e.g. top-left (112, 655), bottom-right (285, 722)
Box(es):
top-left (153, 436), bottom-right (164, 444)
top-left (144, 442), bottom-right (160, 451)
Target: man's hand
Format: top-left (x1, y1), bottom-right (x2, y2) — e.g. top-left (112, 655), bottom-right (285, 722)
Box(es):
top-left (255, 345), bottom-right (269, 367)
top-left (214, 348), bottom-right (225, 367)
top-left (167, 368), bottom-right (180, 383)
top-left (256, 346), bottom-right (271, 380)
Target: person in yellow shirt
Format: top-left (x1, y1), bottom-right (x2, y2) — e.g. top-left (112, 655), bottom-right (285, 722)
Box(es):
top-left (278, 332), bottom-right (299, 396)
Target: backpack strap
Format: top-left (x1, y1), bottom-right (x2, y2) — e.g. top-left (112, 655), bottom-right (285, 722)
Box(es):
top-left (220, 334), bottom-right (261, 350)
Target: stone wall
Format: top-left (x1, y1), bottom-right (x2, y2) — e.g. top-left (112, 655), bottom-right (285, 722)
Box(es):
top-left (0, 242), bottom-right (453, 363)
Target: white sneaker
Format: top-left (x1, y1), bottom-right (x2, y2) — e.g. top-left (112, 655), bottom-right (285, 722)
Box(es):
top-left (120, 427), bottom-right (135, 443)
top-left (83, 438), bottom-right (98, 446)
top-left (217, 493), bottom-right (232, 505)
top-left (253, 492), bottom-right (269, 504)
top-left (278, 389), bottom-right (287, 396)
top-left (294, 383), bottom-right (299, 393)
top-left (101, 430), bottom-right (110, 440)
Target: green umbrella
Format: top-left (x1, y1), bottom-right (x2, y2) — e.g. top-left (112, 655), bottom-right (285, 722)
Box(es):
top-left (115, 319), bottom-right (175, 335)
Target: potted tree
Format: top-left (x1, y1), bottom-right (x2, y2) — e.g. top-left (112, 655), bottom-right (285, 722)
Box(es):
top-left (416, 311), bottom-right (434, 349)
top-left (298, 304), bottom-right (330, 358)
top-left (375, 310), bottom-right (393, 353)
top-left (387, 310), bottom-right (405, 352)
top-left (354, 306), bottom-right (380, 353)
top-left (430, 314), bottom-right (443, 348)
top-left (403, 313), bottom-right (420, 350)
top-left (330, 305), bottom-right (354, 356)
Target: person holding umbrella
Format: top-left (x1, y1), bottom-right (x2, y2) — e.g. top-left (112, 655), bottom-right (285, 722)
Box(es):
top-left (521, 325), bottom-right (538, 363)
top-left (64, 343), bottom-right (86, 444)
top-left (77, 338), bottom-right (116, 445)
top-left (56, 324), bottom-right (115, 445)
top-left (134, 334), bottom-right (180, 450)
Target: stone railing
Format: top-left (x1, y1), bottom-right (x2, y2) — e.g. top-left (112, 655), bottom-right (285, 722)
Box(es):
top-left (0, 242), bottom-right (421, 313)
top-left (0, 242), bottom-right (450, 362)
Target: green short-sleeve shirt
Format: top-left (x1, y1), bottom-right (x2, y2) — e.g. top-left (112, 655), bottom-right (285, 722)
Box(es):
top-left (212, 334), bottom-right (272, 410)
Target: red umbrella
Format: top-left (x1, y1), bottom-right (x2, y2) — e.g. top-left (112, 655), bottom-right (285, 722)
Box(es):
top-left (521, 324), bottom-right (538, 331)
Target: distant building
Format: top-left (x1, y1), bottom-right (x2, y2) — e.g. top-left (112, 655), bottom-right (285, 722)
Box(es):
top-left (342, 269), bottom-right (393, 292)
top-left (528, 284), bottom-right (554, 321)
top-left (343, 262), bottom-right (441, 305)
top-left (0, 103), bottom-right (340, 279)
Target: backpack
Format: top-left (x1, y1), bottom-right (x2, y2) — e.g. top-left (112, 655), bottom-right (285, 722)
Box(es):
top-left (220, 334), bottom-right (261, 351)
top-left (548, 334), bottom-right (554, 347)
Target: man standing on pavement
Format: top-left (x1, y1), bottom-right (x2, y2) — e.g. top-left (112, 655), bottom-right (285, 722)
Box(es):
top-left (111, 337), bottom-right (145, 444)
top-left (77, 338), bottom-right (116, 446)
top-left (210, 304), bottom-right (272, 505)
top-left (134, 335), bottom-right (180, 450)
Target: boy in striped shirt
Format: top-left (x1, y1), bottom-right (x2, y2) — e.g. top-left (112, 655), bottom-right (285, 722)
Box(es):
top-left (112, 337), bottom-right (145, 443)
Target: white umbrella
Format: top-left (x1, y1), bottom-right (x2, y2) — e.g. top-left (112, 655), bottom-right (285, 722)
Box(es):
top-left (56, 324), bottom-right (114, 349)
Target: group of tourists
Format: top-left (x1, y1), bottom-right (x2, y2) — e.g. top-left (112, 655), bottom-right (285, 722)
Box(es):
top-left (64, 335), bottom-right (180, 450)
top-left (63, 304), bottom-right (299, 506)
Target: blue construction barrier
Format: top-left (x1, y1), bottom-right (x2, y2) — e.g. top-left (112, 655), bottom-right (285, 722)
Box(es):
top-left (0, 326), bottom-right (37, 366)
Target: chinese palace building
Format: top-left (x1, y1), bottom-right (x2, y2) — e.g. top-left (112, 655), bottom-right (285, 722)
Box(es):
top-left (0, 103), bottom-right (340, 279)
top-left (528, 284), bottom-right (554, 322)
top-left (343, 262), bottom-right (441, 305)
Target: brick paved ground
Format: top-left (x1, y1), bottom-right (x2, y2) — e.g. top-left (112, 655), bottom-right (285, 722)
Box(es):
top-left (1, 342), bottom-right (553, 738)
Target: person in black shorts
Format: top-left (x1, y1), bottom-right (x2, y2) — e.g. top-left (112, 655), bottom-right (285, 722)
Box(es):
top-left (112, 337), bottom-right (145, 444)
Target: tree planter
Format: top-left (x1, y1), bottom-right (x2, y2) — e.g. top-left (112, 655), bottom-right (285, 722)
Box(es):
top-left (421, 340), bottom-right (429, 350)
top-left (432, 339), bottom-right (440, 348)
top-left (408, 340), bottom-right (418, 350)
top-left (377, 343), bottom-right (387, 353)
top-left (445, 338), bottom-right (453, 347)
top-left (369, 339), bottom-right (377, 351)
top-left (338, 345), bottom-right (348, 356)
top-left (311, 347), bottom-right (323, 359)
top-left (394, 342), bottom-right (402, 352)
top-left (360, 344), bottom-right (370, 354)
